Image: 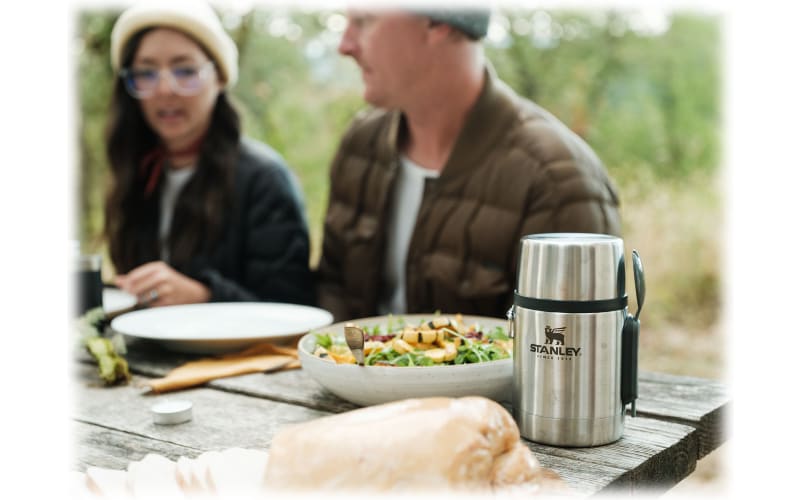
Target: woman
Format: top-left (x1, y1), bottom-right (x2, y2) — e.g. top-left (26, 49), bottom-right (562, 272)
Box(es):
top-left (104, 2), bottom-right (314, 307)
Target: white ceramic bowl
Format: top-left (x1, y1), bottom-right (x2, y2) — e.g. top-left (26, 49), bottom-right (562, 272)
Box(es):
top-left (298, 314), bottom-right (512, 406)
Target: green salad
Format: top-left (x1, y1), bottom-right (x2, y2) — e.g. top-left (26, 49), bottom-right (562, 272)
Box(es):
top-left (312, 315), bottom-right (511, 366)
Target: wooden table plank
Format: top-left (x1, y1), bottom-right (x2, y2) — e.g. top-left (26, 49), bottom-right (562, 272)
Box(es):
top-left (532, 453), bottom-right (626, 497)
top-left (525, 416), bottom-right (697, 495)
top-left (206, 370), bottom-right (360, 413)
top-left (637, 371), bottom-right (728, 416)
top-left (118, 341), bottom-right (730, 430)
top-left (76, 363), bottom-right (698, 495)
top-left (117, 341), bottom-right (726, 468)
top-left (74, 339), bottom-right (726, 495)
top-left (73, 421), bottom-right (202, 471)
top-left (636, 371), bottom-right (729, 459)
top-left (74, 365), bottom-right (331, 459)
top-left (114, 340), bottom-right (362, 413)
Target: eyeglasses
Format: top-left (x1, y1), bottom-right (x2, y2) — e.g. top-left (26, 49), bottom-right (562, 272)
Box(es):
top-left (119, 61), bottom-right (216, 99)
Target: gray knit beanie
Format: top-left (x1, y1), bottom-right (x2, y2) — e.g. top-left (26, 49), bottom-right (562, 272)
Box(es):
top-left (415, 8), bottom-right (491, 39)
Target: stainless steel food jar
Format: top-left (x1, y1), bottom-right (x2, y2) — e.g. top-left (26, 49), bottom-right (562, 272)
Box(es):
top-left (509, 233), bottom-right (629, 447)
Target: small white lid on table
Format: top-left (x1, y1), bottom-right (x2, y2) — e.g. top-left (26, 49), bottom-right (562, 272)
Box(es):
top-left (151, 399), bottom-right (193, 425)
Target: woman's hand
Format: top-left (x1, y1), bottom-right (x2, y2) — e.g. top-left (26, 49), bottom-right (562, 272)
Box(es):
top-left (114, 261), bottom-right (211, 307)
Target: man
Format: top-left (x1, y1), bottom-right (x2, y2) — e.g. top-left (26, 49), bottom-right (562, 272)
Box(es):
top-left (317, 8), bottom-right (621, 321)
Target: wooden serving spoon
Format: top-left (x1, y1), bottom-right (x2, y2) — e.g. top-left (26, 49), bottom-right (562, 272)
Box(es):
top-left (344, 323), bottom-right (365, 366)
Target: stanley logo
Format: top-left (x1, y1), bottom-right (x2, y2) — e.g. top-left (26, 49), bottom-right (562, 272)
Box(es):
top-left (529, 325), bottom-right (582, 359)
top-left (544, 325), bottom-right (566, 345)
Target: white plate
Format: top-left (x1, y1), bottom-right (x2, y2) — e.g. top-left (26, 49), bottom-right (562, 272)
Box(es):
top-left (103, 287), bottom-right (137, 314)
top-left (111, 302), bottom-right (333, 354)
top-left (298, 314), bottom-right (512, 407)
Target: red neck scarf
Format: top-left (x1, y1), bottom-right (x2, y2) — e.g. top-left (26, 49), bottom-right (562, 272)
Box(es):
top-left (139, 135), bottom-right (206, 196)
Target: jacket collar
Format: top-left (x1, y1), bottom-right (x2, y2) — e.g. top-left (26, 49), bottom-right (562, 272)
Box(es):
top-left (383, 64), bottom-right (519, 181)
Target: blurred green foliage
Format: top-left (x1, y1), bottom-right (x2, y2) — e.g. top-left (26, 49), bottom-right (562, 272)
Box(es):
top-left (74, 7), bottom-right (721, 331)
top-left (487, 10), bottom-right (720, 180)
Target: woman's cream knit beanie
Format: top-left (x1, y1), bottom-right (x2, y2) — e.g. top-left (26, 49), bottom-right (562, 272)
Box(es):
top-left (110, 1), bottom-right (238, 87)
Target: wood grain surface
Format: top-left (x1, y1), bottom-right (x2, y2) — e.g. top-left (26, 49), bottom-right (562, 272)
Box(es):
top-left (73, 337), bottom-right (729, 496)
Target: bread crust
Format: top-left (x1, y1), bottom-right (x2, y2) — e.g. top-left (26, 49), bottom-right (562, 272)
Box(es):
top-left (264, 396), bottom-right (562, 494)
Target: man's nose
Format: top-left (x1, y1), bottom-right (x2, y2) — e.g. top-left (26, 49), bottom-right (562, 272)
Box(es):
top-left (338, 25), bottom-right (356, 57)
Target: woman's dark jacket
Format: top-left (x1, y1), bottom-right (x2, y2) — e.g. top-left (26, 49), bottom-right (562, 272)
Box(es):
top-left (174, 137), bottom-right (313, 305)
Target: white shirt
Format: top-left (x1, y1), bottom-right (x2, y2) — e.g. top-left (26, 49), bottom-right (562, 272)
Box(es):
top-left (377, 155), bottom-right (440, 315)
top-left (159, 166), bottom-right (195, 261)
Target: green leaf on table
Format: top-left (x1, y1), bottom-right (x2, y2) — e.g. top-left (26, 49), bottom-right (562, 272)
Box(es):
top-left (84, 336), bottom-right (131, 384)
top-left (76, 306), bottom-right (131, 385)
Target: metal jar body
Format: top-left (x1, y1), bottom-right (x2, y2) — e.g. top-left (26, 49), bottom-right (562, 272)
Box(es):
top-left (512, 308), bottom-right (625, 446)
top-left (511, 233), bottom-right (627, 447)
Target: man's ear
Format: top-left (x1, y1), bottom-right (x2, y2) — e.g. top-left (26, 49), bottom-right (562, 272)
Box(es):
top-left (426, 19), bottom-right (455, 43)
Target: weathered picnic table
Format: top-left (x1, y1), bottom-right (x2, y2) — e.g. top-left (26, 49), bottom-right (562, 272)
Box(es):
top-left (73, 338), bottom-right (729, 496)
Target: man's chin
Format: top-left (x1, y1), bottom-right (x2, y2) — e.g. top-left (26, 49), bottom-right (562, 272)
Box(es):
top-left (363, 89), bottom-right (389, 109)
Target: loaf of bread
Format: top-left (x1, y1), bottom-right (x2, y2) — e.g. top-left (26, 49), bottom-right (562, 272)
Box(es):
top-left (73, 397), bottom-right (565, 497)
top-left (263, 396), bottom-right (562, 494)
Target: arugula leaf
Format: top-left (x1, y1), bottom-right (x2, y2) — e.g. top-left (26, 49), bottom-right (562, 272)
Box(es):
top-left (366, 347), bottom-right (399, 365)
top-left (453, 341), bottom-right (510, 365)
top-left (416, 355), bottom-right (435, 366)
top-left (391, 352), bottom-right (435, 367)
top-left (486, 326), bottom-right (509, 341)
top-left (366, 348), bottom-right (437, 367)
top-left (315, 333), bottom-right (333, 349)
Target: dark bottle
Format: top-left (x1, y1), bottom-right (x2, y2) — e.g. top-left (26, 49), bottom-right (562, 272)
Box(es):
top-left (76, 254), bottom-right (103, 316)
